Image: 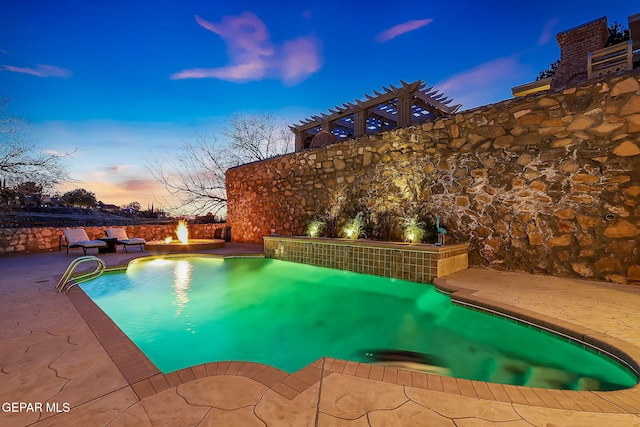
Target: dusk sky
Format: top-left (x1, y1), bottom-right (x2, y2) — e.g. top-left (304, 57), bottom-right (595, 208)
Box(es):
top-left (1, 1), bottom-right (637, 212)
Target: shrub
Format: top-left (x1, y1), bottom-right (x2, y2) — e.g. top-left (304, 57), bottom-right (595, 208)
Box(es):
top-left (402, 216), bottom-right (426, 243)
top-left (342, 212), bottom-right (367, 239)
top-left (305, 219), bottom-right (326, 237)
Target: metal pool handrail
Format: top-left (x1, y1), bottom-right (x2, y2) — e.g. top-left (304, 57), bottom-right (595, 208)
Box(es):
top-left (56, 256), bottom-right (106, 293)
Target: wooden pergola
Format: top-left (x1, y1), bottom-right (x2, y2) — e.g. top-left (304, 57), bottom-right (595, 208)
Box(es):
top-left (290, 80), bottom-right (461, 151)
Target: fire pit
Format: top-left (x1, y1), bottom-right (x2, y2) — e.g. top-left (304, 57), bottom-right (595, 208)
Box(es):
top-left (145, 220), bottom-right (225, 253)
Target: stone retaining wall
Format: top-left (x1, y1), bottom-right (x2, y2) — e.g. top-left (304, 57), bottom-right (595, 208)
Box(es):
top-left (227, 71), bottom-right (640, 284)
top-left (0, 223), bottom-right (227, 255)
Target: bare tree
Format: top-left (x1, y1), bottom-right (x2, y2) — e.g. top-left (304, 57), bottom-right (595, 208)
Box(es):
top-left (149, 112), bottom-right (293, 216)
top-left (0, 97), bottom-right (72, 197)
top-left (224, 113), bottom-right (293, 164)
top-left (125, 201), bottom-right (141, 212)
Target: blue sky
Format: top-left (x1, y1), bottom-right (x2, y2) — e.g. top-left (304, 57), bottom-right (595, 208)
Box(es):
top-left (1, 0), bottom-right (637, 211)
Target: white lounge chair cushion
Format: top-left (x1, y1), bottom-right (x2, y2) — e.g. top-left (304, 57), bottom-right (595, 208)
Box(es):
top-left (106, 228), bottom-right (145, 244)
top-left (121, 238), bottom-right (146, 245)
top-left (63, 229), bottom-right (106, 247)
top-left (105, 227), bottom-right (129, 240)
top-left (64, 228), bottom-right (90, 244)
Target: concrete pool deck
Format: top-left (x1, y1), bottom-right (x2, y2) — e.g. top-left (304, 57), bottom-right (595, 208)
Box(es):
top-left (1, 246), bottom-right (639, 426)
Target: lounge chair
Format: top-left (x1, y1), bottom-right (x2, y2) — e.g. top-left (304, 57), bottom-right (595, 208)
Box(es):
top-left (105, 227), bottom-right (145, 252)
top-left (61, 228), bottom-right (107, 255)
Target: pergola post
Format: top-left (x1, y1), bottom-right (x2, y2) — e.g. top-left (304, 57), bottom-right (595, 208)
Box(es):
top-left (397, 92), bottom-right (413, 128)
top-left (294, 131), bottom-right (304, 151)
top-left (354, 110), bottom-right (367, 137)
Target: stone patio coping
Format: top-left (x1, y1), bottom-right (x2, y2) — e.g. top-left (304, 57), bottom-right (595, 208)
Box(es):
top-left (64, 258), bottom-right (640, 414)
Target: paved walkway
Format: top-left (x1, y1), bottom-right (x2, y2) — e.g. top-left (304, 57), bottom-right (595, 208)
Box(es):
top-left (0, 247), bottom-right (639, 426)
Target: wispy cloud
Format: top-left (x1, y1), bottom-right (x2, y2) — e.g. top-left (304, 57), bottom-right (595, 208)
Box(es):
top-left (375, 19), bottom-right (433, 43)
top-left (43, 149), bottom-right (69, 156)
top-left (171, 12), bottom-right (322, 85)
top-left (538, 18), bottom-right (560, 46)
top-left (102, 165), bottom-right (131, 173)
top-left (171, 62), bottom-right (267, 81)
top-left (437, 56), bottom-right (527, 109)
top-left (120, 179), bottom-right (156, 191)
top-left (0, 49), bottom-right (7, 54)
top-left (1, 64), bottom-right (72, 78)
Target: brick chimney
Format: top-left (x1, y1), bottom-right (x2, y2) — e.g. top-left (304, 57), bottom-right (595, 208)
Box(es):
top-left (551, 17), bottom-right (609, 89)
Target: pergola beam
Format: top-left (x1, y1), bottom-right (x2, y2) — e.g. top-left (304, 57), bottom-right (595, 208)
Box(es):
top-left (334, 119), bottom-right (354, 131)
top-left (414, 91), bottom-right (461, 115)
top-left (369, 109), bottom-right (397, 125)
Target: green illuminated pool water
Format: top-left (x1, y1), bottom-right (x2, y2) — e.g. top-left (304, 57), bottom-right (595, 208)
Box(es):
top-left (81, 257), bottom-right (637, 391)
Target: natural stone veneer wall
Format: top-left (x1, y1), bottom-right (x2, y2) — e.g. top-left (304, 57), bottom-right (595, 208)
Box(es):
top-left (0, 223), bottom-right (226, 255)
top-left (227, 71), bottom-right (640, 284)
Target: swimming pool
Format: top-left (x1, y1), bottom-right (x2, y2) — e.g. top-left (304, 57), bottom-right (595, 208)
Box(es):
top-left (80, 256), bottom-right (637, 391)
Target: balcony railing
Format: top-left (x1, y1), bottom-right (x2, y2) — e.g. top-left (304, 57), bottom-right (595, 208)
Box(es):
top-left (587, 40), bottom-right (633, 80)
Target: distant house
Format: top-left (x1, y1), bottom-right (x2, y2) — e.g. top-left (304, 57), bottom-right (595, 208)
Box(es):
top-left (41, 195), bottom-right (63, 208)
top-left (97, 201), bottom-right (120, 212)
top-left (23, 194), bottom-right (39, 209)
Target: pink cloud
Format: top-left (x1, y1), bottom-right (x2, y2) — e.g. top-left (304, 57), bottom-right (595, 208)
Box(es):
top-left (538, 18), bottom-right (560, 46)
top-left (171, 12), bottom-right (322, 85)
top-left (279, 37), bottom-right (322, 85)
top-left (171, 60), bottom-right (267, 81)
top-left (121, 179), bottom-right (156, 191)
top-left (1, 64), bottom-right (72, 78)
top-left (195, 12), bottom-right (273, 59)
top-left (375, 19), bottom-right (433, 43)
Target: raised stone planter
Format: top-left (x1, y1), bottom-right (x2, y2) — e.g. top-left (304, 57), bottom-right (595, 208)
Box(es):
top-left (264, 236), bottom-right (468, 283)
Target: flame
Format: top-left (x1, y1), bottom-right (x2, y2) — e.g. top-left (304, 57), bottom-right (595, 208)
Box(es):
top-left (176, 220), bottom-right (189, 244)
